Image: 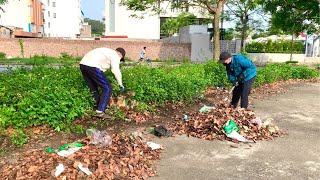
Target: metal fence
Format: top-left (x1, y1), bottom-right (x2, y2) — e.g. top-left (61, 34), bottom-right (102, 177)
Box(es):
top-left (209, 40), bottom-right (242, 54)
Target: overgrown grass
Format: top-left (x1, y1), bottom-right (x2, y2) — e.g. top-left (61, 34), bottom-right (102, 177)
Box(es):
top-left (0, 53), bottom-right (81, 66)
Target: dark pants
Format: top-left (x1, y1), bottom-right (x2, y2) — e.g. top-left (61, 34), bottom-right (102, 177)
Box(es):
top-left (231, 77), bottom-right (255, 108)
top-left (80, 64), bottom-right (112, 112)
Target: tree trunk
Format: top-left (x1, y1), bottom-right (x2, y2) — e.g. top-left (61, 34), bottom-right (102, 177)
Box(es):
top-left (290, 33), bottom-right (293, 60)
top-left (240, 15), bottom-right (248, 52)
top-left (213, 3), bottom-right (222, 60)
top-left (241, 24), bottom-right (246, 52)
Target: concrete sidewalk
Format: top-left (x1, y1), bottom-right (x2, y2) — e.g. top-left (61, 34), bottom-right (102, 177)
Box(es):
top-left (150, 82), bottom-right (320, 180)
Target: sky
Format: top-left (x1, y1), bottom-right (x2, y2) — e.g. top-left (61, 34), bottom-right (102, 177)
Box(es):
top-left (81, 0), bottom-right (105, 21)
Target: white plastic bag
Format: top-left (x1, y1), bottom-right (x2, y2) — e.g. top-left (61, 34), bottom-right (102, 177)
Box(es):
top-left (227, 131), bottom-right (253, 143)
top-left (86, 128), bottom-right (112, 146)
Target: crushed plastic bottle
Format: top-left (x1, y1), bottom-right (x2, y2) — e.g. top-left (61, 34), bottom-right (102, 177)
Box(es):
top-left (86, 128), bottom-right (112, 146)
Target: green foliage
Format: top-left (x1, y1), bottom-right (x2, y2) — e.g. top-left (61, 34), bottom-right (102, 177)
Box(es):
top-left (246, 40), bottom-right (304, 53)
top-left (18, 39), bottom-right (24, 58)
top-left (0, 52), bottom-right (6, 58)
top-left (263, 0), bottom-right (319, 34)
top-left (10, 129), bottom-right (29, 145)
top-left (0, 54), bottom-right (81, 66)
top-left (84, 18), bottom-right (105, 36)
top-left (254, 63), bottom-right (319, 86)
top-left (226, 0), bottom-right (266, 50)
top-left (0, 67), bottom-right (93, 131)
top-left (285, 60), bottom-right (298, 64)
top-left (0, 0), bottom-right (8, 4)
top-left (161, 13), bottom-right (197, 37)
top-left (0, 61), bottom-right (318, 138)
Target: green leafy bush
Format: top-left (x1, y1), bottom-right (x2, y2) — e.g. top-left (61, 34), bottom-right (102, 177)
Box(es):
top-left (246, 40), bottom-right (304, 53)
top-left (254, 63), bottom-right (319, 86)
top-left (0, 61), bottom-right (318, 135)
top-left (0, 52), bottom-right (6, 59)
top-left (0, 67), bottom-right (93, 131)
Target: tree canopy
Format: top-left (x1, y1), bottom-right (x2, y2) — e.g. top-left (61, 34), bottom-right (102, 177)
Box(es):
top-left (263, 0), bottom-right (319, 34)
top-left (120, 0), bottom-right (227, 60)
top-left (84, 18), bottom-right (105, 36)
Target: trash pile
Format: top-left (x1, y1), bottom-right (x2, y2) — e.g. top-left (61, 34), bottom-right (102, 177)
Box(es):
top-left (168, 106), bottom-right (286, 143)
top-left (0, 130), bottom-right (161, 179)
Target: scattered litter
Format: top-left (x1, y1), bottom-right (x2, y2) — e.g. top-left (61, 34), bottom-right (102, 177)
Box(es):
top-left (262, 118), bottom-right (273, 128)
top-left (261, 118), bottom-right (279, 133)
top-left (45, 147), bottom-right (56, 153)
top-left (251, 117), bottom-right (262, 129)
top-left (86, 128), bottom-right (112, 146)
top-left (131, 131), bottom-right (145, 141)
top-left (78, 162), bottom-right (92, 175)
top-left (199, 105), bottom-right (216, 113)
top-left (59, 142), bottom-right (83, 151)
top-left (57, 147), bottom-right (82, 157)
top-left (117, 95), bottom-right (127, 107)
top-left (223, 120), bottom-right (240, 134)
top-left (154, 125), bottom-right (172, 137)
top-left (146, 142), bottom-right (161, 150)
top-left (54, 163), bottom-right (65, 177)
top-left (227, 131), bottom-right (253, 143)
top-left (183, 114), bottom-right (188, 120)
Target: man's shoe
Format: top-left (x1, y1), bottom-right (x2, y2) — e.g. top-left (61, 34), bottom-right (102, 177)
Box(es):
top-left (95, 112), bottom-right (112, 119)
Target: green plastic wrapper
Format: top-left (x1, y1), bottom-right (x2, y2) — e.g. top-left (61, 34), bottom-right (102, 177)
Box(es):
top-left (223, 119), bottom-right (240, 134)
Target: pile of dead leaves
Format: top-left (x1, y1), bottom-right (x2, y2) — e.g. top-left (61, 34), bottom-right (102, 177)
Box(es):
top-left (168, 105), bottom-right (286, 143)
top-left (0, 134), bottom-right (160, 179)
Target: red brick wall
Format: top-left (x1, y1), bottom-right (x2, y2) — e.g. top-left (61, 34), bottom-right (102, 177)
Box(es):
top-left (0, 38), bottom-right (191, 61)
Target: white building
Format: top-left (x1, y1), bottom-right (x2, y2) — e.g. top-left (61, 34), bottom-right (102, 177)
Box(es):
top-left (43, 0), bottom-right (83, 38)
top-left (0, 0), bottom-right (43, 38)
top-left (104, 0), bottom-right (208, 39)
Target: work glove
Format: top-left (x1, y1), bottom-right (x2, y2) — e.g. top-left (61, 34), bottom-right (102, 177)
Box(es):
top-left (119, 85), bottom-right (125, 92)
top-left (237, 73), bottom-right (245, 83)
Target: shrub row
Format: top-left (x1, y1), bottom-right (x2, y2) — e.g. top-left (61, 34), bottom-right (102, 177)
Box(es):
top-left (0, 62), bottom-right (318, 131)
top-left (246, 40), bottom-right (304, 53)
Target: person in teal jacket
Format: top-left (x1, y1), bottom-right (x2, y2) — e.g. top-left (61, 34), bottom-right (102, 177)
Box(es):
top-left (219, 52), bottom-right (256, 109)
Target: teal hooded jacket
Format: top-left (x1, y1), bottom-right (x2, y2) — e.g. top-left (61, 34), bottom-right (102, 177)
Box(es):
top-left (226, 54), bottom-right (256, 83)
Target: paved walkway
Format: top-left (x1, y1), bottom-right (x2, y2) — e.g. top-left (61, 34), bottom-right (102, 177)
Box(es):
top-left (150, 82), bottom-right (320, 180)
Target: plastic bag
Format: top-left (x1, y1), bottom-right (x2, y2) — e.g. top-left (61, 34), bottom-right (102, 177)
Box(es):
top-left (227, 131), bottom-right (253, 143)
top-left (223, 119), bottom-right (240, 134)
top-left (86, 128), bottom-right (112, 146)
top-left (199, 105), bottom-right (216, 113)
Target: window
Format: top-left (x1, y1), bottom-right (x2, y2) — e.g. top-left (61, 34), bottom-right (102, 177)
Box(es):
top-left (48, 22), bottom-right (50, 28)
top-left (53, 13), bottom-right (56, 18)
top-left (52, 2), bottom-right (55, 7)
top-left (48, 11), bottom-right (50, 17)
top-left (48, 0), bottom-right (50, 5)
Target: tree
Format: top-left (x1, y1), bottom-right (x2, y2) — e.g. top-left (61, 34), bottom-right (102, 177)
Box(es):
top-left (225, 0), bottom-right (267, 51)
top-left (161, 13), bottom-right (197, 37)
top-left (263, 0), bottom-right (320, 59)
top-left (84, 18), bottom-right (105, 36)
top-left (223, 28), bottom-right (237, 40)
top-left (120, 0), bottom-right (227, 60)
top-left (0, 0), bottom-right (8, 12)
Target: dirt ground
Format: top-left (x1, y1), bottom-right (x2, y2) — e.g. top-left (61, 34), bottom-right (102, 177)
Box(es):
top-left (150, 82), bottom-right (320, 180)
top-left (0, 81), bottom-right (319, 179)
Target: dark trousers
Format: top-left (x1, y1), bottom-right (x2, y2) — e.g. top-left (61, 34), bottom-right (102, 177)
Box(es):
top-left (80, 64), bottom-right (112, 112)
top-left (231, 77), bottom-right (255, 108)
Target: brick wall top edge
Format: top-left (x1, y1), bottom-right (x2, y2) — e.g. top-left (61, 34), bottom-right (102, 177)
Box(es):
top-left (0, 38), bottom-right (190, 45)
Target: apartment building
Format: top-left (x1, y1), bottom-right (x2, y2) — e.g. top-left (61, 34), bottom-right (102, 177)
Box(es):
top-left (104, 0), bottom-right (208, 39)
top-left (42, 0), bottom-right (83, 38)
top-left (0, 0), bottom-right (43, 38)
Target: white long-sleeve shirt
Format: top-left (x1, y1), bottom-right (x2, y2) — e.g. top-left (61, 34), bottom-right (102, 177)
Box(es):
top-left (80, 48), bottom-right (123, 86)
